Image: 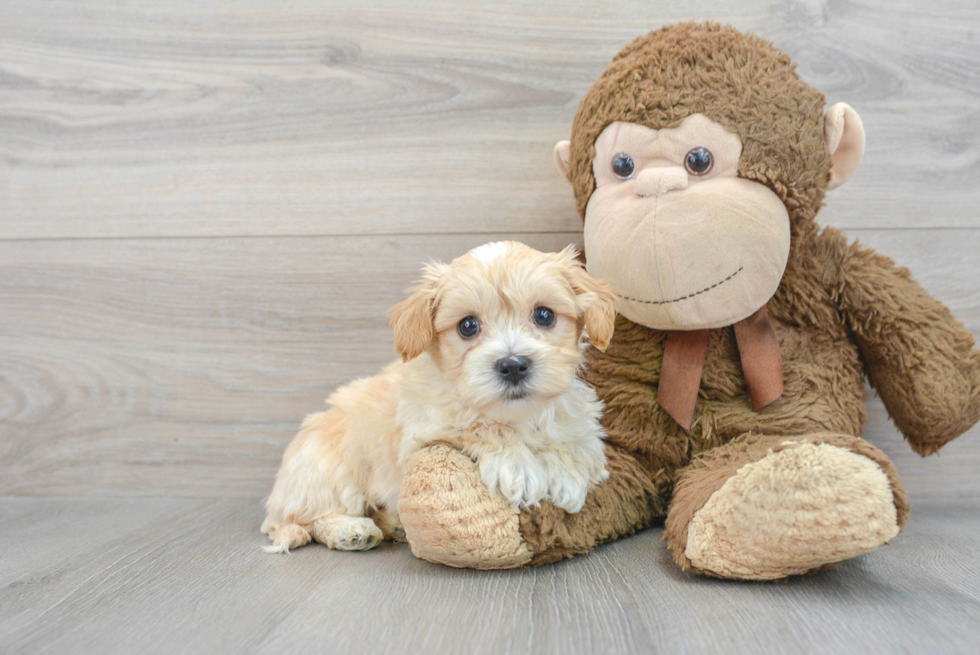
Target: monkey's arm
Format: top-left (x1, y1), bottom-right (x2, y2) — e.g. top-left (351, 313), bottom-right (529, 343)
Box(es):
top-left (398, 441), bottom-right (657, 568)
top-left (835, 236), bottom-right (980, 455)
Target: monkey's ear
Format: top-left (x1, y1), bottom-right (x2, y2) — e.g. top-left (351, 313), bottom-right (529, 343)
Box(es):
top-left (388, 264), bottom-right (445, 362)
top-left (553, 140), bottom-right (572, 184)
top-left (824, 102), bottom-right (865, 191)
top-left (565, 261), bottom-right (618, 352)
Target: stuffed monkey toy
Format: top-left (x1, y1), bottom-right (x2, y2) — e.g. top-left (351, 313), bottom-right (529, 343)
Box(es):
top-left (396, 22), bottom-right (980, 579)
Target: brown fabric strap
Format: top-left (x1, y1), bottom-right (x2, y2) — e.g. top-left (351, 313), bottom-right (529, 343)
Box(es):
top-left (658, 329), bottom-right (711, 431)
top-left (658, 304), bottom-right (784, 431)
top-left (733, 304), bottom-right (784, 411)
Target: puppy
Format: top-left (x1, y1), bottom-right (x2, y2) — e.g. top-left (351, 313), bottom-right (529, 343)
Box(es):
top-left (261, 241), bottom-right (618, 553)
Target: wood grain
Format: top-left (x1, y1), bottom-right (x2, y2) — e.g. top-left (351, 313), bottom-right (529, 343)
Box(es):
top-left (0, 497), bottom-right (978, 654)
top-left (1, 0), bottom-right (978, 239)
top-left (0, 0), bottom-right (978, 501)
top-left (1, 230), bottom-right (978, 498)
top-left (0, 497), bottom-right (201, 587)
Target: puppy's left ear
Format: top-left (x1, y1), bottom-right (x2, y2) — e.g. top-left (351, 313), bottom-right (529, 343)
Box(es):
top-left (388, 263), bottom-right (445, 362)
top-left (562, 252), bottom-right (618, 352)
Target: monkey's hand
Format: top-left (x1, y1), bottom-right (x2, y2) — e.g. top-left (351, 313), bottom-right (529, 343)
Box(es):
top-left (836, 238), bottom-right (980, 455)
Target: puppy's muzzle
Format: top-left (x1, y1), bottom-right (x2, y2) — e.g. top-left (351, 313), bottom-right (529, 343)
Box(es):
top-left (495, 356), bottom-right (531, 386)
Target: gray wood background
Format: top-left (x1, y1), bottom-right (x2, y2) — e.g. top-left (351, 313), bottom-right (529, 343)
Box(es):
top-left (1, 0), bottom-right (978, 501)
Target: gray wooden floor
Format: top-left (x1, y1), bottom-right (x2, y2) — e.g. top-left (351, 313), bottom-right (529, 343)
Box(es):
top-left (1, 497), bottom-right (978, 655)
top-left (2, 0), bottom-right (980, 653)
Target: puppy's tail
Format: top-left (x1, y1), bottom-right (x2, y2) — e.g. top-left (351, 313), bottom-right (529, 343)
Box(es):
top-left (261, 521), bottom-right (312, 555)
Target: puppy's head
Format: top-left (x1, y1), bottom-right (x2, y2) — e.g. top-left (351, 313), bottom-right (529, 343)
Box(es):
top-left (389, 241), bottom-right (618, 418)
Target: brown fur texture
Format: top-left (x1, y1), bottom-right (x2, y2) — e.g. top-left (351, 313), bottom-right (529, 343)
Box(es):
top-left (398, 22), bottom-right (980, 578)
top-left (519, 443), bottom-right (660, 566)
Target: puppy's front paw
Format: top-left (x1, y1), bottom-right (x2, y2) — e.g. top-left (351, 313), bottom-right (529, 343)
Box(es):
top-left (539, 452), bottom-right (588, 513)
top-left (539, 446), bottom-right (609, 514)
top-left (545, 469), bottom-right (589, 514)
top-left (313, 516), bottom-right (384, 551)
top-left (477, 448), bottom-right (547, 508)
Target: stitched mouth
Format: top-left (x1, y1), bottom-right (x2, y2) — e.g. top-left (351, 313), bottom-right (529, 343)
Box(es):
top-left (618, 266), bottom-right (744, 306)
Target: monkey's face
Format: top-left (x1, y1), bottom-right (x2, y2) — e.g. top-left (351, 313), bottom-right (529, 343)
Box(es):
top-left (579, 114), bottom-right (791, 331)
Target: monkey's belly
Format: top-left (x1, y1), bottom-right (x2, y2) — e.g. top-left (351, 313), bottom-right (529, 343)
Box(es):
top-left (588, 322), bottom-right (868, 489)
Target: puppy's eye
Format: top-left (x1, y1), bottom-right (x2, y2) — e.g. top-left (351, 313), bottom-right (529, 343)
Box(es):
top-left (612, 152), bottom-right (635, 180)
top-left (457, 316), bottom-right (480, 339)
top-left (532, 307), bottom-right (556, 328)
top-left (684, 147), bottom-right (713, 175)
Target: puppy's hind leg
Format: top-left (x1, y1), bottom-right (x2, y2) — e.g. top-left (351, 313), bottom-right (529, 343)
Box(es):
top-left (261, 520), bottom-right (313, 554)
top-left (262, 407), bottom-right (360, 554)
top-left (312, 513), bottom-right (384, 551)
top-left (370, 507), bottom-right (406, 543)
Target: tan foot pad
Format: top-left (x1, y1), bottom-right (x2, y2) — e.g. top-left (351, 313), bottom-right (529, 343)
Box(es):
top-left (686, 442), bottom-right (900, 580)
top-left (398, 444), bottom-right (532, 569)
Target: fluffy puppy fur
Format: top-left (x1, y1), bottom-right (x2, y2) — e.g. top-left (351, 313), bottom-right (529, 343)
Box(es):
top-left (261, 241), bottom-right (618, 553)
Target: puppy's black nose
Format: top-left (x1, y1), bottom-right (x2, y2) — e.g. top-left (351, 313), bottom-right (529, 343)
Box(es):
top-left (495, 356), bottom-right (531, 385)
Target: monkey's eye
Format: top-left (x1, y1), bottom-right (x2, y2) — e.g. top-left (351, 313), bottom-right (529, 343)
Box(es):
top-left (532, 306), bottom-right (556, 328)
top-left (457, 316), bottom-right (480, 339)
top-left (684, 147), bottom-right (714, 175)
top-left (612, 153), bottom-right (635, 179)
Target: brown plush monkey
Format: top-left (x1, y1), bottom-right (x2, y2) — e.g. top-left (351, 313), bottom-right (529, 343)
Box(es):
top-left (397, 22), bottom-right (980, 579)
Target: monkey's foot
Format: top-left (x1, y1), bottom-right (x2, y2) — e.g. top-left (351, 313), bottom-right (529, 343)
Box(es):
top-left (667, 434), bottom-right (906, 581)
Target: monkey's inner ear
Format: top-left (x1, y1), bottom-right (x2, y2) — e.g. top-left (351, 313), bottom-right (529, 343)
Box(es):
top-left (824, 102), bottom-right (865, 191)
top-left (554, 140), bottom-right (572, 183)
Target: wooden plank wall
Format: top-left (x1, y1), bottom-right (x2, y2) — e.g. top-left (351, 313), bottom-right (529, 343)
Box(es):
top-left (1, 0), bottom-right (978, 499)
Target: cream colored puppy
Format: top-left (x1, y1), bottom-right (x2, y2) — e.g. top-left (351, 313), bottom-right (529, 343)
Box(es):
top-left (262, 241), bottom-right (618, 553)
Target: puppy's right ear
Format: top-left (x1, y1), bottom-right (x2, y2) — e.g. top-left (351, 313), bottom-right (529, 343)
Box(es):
top-left (558, 246), bottom-right (618, 352)
top-left (388, 263), bottom-right (445, 362)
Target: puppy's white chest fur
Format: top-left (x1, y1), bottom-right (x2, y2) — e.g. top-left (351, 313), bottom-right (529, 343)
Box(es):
top-left (395, 355), bottom-right (609, 514)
